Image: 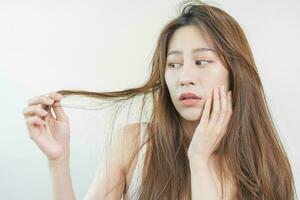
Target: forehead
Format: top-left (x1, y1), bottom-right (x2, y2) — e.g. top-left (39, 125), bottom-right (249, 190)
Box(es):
top-left (167, 25), bottom-right (215, 55)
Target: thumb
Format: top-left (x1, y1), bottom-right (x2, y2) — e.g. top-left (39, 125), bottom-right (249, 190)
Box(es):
top-left (52, 100), bottom-right (68, 121)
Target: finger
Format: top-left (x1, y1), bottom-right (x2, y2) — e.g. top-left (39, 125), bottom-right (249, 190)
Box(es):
top-left (27, 95), bottom-right (54, 107)
top-left (44, 106), bottom-right (54, 122)
top-left (43, 108), bottom-right (55, 135)
top-left (44, 109), bottom-right (52, 132)
top-left (45, 92), bottom-right (63, 110)
top-left (25, 116), bottom-right (46, 127)
top-left (52, 100), bottom-right (68, 121)
top-left (198, 97), bottom-right (212, 129)
top-left (216, 85), bottom-right (228, 129)
top-left (39, 92), bottom-right (64, 120)
top-left (209, 87), bottom-right (221, 126)
top-left (223, 91), bottom-right (233, 127)
top-left (46, 92), bottom-right (63, 102)
top-left (23, 105), bottom-right (48, 118)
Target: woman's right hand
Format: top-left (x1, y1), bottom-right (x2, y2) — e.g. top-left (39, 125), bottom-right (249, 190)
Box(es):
top-left (22, 92), bottom-right (70, 161)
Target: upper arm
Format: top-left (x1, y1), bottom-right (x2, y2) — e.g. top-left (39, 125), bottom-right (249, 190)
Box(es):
top-left (83, 123), bottom-right (140, 200)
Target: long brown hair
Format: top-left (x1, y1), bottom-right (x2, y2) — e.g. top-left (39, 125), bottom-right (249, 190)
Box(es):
top-left (55, 1), bottom-right (297, 199)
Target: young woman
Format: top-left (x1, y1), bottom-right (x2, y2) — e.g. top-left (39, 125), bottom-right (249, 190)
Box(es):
top-left (22, 1), bottom-right (297, 199)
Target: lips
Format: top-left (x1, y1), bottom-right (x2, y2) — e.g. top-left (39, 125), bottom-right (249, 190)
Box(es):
top-left (179, 92), bottom-right (201, 100)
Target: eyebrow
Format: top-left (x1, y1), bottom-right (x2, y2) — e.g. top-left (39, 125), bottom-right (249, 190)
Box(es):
top-left (167, 47), bottom-right (216, 57)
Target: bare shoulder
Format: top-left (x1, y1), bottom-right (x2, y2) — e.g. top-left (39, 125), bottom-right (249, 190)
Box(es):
top-left (83, 122), bottom-right (145, 200)
top-left (102, 122), bottom-right (146, 175)
top-left (210, 155), bottom-right (237, 200)
top-left (117, 122), bottom-right (146, 170)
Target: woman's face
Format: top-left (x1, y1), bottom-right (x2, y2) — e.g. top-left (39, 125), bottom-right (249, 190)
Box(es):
top-left (165, 25), bottom-right (230, 122)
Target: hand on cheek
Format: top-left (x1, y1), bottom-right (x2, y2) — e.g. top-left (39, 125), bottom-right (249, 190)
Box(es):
top-left (188, 85), bottom-right (233, 163)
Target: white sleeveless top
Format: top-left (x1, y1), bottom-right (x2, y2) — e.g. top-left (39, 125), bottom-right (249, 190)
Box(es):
top-left (123, 123), bottom-right (148, 200)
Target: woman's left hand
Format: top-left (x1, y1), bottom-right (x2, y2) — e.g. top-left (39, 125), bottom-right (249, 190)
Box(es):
top-left (187, 85), bottom-right (233, 164)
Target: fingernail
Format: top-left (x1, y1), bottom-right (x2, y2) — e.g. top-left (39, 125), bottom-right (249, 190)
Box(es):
top-left (57, 93), bottom-right (63, 98)
top-left (221, 85), bottom-right (225, 93)
top-left (48, 98), bottom-right (54, 103)
top-left (42, 110), bottom-right (48, 115)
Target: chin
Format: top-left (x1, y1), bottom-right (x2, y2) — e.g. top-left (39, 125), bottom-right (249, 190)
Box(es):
top-left (179, 110), bottom-right (202, 121)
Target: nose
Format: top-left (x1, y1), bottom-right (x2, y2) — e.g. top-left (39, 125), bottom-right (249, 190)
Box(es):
top-left (179, 66), bottom-right (196, 86)
top-left (180, 79), bottom-right (195, 86)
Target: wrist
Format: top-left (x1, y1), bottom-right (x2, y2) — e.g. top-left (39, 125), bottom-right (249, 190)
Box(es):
top-left (189, 158), bottom-right (209, 170)
top-left (48, 152), bottom-right (70, 169)
top-left (188, 153), bottom-right (209, 164)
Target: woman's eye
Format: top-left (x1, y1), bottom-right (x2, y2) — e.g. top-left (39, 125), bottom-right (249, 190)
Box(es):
top-left (167, 60), bottom-right (211, 68)
top-left (195, 60), bottom-right (211, 66)
top-left (167, 63), bottom-right (181, 68)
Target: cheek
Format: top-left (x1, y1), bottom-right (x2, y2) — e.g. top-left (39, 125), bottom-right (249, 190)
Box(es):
top-left (164, 72), bottom-right (173, 89)
top-left (199, 64), bottom-right (230, 98)
top-left (164, 73), bottom-right (177, 98)
top-left (207, 73), bottom-right (230, 96)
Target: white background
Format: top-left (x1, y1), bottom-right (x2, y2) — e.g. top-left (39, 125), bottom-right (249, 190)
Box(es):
top-left (0, 0), bottom-right (299, 199)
